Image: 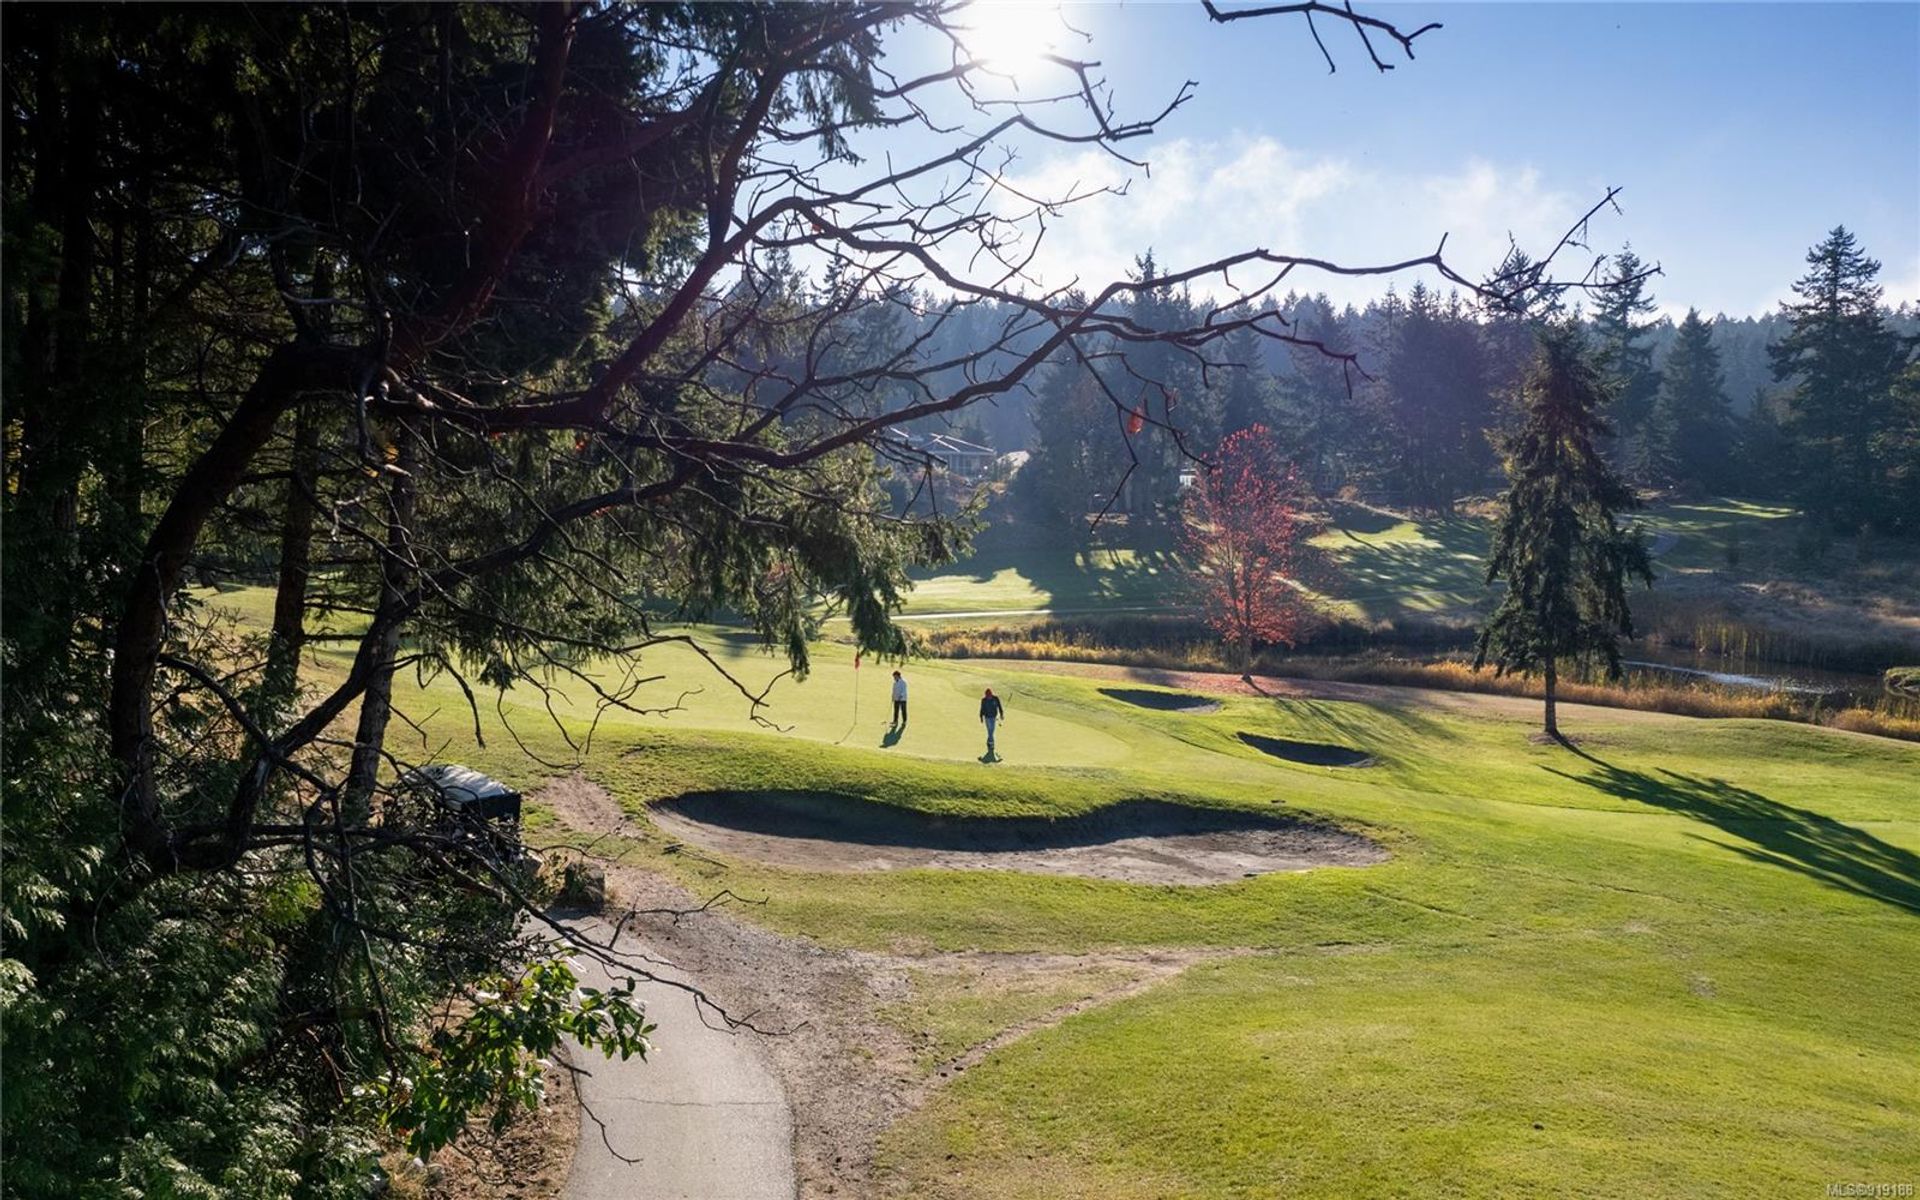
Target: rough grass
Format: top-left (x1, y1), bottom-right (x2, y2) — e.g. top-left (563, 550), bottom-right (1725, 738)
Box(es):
top-left (877, 962), bottom-right (1150, 1076)
top-left (1270, 657), bottom-right (1920, 742)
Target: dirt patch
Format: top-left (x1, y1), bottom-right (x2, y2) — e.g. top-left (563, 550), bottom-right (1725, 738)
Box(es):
top-left (1236, 731), bottom-right (1373, 767)
top-left (537, 772), bottom-right (645, 844)
top-left (1098, 686), bottom-right (1223, 714)
top-left (534, 775), bottom-right (922, 1198)
top-left (648, 791), bottom-right (1384, 884)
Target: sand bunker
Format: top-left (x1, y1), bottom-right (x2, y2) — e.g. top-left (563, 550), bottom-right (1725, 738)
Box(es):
top-left (648, 791), bottom-right (1383, 885)
top-left (1098, 687), bottom-right (1223, 714)
top-left (1237, 732), bottom-right (1374, 768)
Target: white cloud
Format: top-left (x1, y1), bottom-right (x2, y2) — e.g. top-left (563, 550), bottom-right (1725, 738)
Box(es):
top-left (973, 136), bottom-right (1593, 307)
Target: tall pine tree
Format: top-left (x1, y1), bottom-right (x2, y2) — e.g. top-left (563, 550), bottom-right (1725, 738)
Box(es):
top-left (1589, 247), bottom-right (1660, 481)
top-left (1881, 358), bottom-right (1920, 536)
top-left (1768, 226), bottom-right (1908, 530)
top-left (1656, 308), bottom-right (1736, 490)
top-left (1380, 284), bottom-right (1491, 510)
top-left (1628, 390), bottom-right (1681, 489)
top-left (1278, 294), bottom-right (1365, 491)
top-left (1217, 306), bottom-right (1280, 439)
top-left (1477, 322), bottom-right (1654, 741)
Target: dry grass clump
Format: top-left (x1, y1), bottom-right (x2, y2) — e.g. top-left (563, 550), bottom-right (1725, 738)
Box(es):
top-left (1279, 660), bottom-right (1920, 742)
top-left (1279, 657), bottom-right (1792, 718)
top-left (926, 624), bottom-right (1920, 742)
top-left (1827, 705), bottom-right (1920, 741)
top-left (926, 610), bottom-right (1476, 665)
top-left (1633, 590), bottom-right (1920, 673)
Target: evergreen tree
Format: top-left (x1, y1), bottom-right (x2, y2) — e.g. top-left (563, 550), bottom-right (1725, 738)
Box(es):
top-left (1024, 329), bottom-right (1131, 528)
top-left (1629, 391), bottom-right (1681, 489)
top-left (1437, 289), bottom-right (1497, 494)
top-left (1479, 248), bottom-right (1560, 445)
top-left (1379, 285), bottom-right (1491, 510)
top-left (1734, 388), bottom-right (1795, 500)
top-left (1476, 323), bottom-right (1654, 741)
top-left (1768, 226), bottom-right (1909, 529)
top-left (1217, 312), bottom-right (1279, 439)
top-left (1880, 358), bottom-right (1920, 535)
top-left (1276, 294), bottom-right (1362, 491)
top-left (1656, 308), bottom-right (1737, 489)
top-left (1109, 250), bottom-right (1208, 524)
top-left (1589, 247), bottom-right (1660, 479)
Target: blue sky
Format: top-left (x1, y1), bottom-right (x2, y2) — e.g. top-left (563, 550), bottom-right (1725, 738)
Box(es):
top-left (857, 2), bottom-right (1919, 316)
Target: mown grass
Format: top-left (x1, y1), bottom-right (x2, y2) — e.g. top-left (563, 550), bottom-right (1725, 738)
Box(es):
top-left (901, 496), bottom-right (1920, 668)
top-left (212, 588), bottom-right (1920, 1196)
top-left (464, 653), bottom-right (1919, 1195)
top-left (880, 926), bottom-right (1915, 1199)
top-left (896, 545), bottom-right (1183, 616)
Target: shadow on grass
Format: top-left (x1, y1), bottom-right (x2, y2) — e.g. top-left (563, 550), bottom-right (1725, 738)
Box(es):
top-left (1320, 516), bottom-right (1490, 619)
top-left (1548, 756), bottom-right (1920, 914)
top-left (1243, 675), bottom-right (1447, 745)
top-left (1237, 731), bottom-right (1373, 767)
top-left (931, 542), bottom-right (1186, 611)
top-left (1099, 686), bottom-right (1222, 714)
top-left (655, 791), bottom-right (1371, 853)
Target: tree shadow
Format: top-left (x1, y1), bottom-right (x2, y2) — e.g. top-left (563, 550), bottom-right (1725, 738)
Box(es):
top-left (1546, 753), bottom-right (1920, 915)
top-left (928, 542), bottom-right (1185, 613)
top-left (1242, 675), bottom-right (1446, 743)
top-left (1321, 516), bottom-right (1491, 619)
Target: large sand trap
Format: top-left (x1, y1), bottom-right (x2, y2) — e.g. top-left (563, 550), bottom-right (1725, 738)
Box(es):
top-left (1098, 686), bottom-right (1223, 714)
top-left (648, 791), bottom-right (1384, 885)
top-left (1237, 731), bottom-right (1374, 767)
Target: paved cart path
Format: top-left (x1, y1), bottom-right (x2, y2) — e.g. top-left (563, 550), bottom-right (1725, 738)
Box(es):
top-left (566, 928), bottom-right (795, 1200)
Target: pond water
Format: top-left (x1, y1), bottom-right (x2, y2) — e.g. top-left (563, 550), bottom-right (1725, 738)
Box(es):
top-left (1618, 644), bottom-right (1886, 702)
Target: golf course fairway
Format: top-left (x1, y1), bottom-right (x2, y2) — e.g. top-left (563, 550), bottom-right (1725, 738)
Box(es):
top-left (216, 593), bottom-right (1920, 1196)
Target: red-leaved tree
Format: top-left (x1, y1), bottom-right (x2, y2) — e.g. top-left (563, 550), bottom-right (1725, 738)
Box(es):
top-left (1184, 425), bottom-right (1317, 671)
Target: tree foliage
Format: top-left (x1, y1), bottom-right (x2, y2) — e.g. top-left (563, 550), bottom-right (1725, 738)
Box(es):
top-left (1654, 308), bottom-right (1736, 490)
top-left (3, 3), bottom-right (1531, 1192)
top-left (1476, 323), bottom-right (1654, 739)
top-left (1589, 246), bottom-right (1663, 482)
top-left (1768, 226), bottom-right (1914, 531)
top-left (1183, 425), bottom-right (1318, 670)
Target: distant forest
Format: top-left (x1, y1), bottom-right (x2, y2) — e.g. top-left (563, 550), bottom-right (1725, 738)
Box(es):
top-left (869, 232), bottom-right (1920, 536)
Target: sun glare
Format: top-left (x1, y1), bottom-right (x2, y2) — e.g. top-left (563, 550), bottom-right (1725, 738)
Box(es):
top-left (959, 2), bottom-right (1062, 81)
